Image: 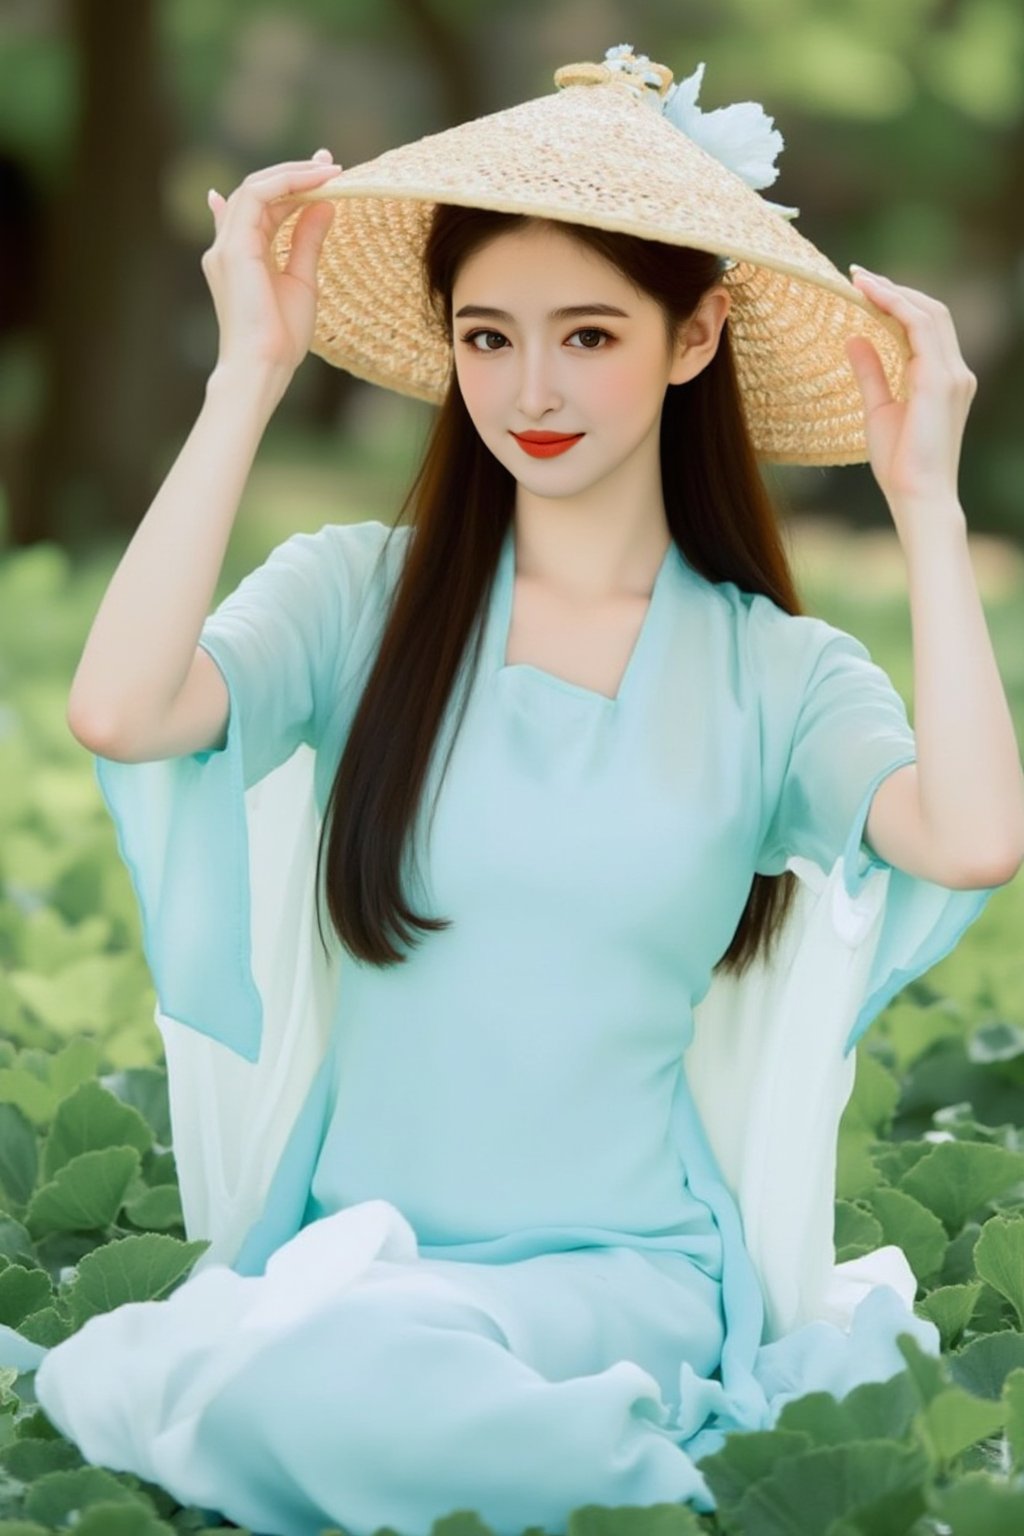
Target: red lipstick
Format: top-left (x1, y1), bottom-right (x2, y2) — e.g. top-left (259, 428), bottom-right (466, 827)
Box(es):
top-left (511, 431), bottom-right (585, 459)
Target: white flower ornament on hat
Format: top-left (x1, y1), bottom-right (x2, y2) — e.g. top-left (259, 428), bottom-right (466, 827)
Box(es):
top-left (602, 44), bottom-right (801, 224)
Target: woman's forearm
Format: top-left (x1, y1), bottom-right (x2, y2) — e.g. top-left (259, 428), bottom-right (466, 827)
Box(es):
top-left (900, 504), bottom-right (1024, 875)
top-left (67, 361), bottom-right (292, 746)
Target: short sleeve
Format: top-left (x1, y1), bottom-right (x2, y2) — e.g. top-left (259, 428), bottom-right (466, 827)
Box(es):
top-left (92, 519), bottom-right (410, 1062)
top-left (747, 595), bottom-right (1000, 1056)
top-left (192, 523), bottom-right (358, 791)
top-left (754, 611), bottom-right (919, 880)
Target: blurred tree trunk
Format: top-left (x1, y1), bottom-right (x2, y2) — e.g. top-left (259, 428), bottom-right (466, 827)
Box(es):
top-left (13, 0), bottom-right (175, 551)
top-left (300, 0), bottom-right (482, 432)
top-left (392, 0), bottom-right (481, 126)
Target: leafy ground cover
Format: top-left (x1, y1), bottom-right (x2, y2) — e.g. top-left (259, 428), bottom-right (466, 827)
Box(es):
top-left (0, 523), bottom-right (1022, 1534)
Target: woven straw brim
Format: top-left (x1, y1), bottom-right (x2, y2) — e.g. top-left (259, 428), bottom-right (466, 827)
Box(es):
top-left (270, 80), bottom-right (910, 467)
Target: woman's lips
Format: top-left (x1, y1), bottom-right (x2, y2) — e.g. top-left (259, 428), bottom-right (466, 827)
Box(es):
top-left (511, 432), bottom-right (585, 458)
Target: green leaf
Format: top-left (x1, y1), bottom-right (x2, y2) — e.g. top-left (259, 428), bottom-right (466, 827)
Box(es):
top-left (940, 1222), bottom-right (983, 1286)
top-left (967, 1018), bottom-right (1024, 1066)
top-left (774, 1370), bottom-right (920, 1451)
top-left (894, 1330), bottom-right (950, 1406)
top-left (22, 1467), bottom-right (153, 1526)
top-left (0, 1216), bottom-right (38, 1269)
top-left (878, 996), bottom-right (964, 1073)
top-left (692, 1427), bottom-right (813, 1514)
top-left (16, 1304), bottom-right (74, 1349)
top-left (9, 953), bottom-right (145, 1039)
top-left (928, 1469), bottom-right (1024, 1531)
top-left (898, 1140), bottom-right (1024, 1235)
top-left (897, 1037), bottom-right (1024, 1140)
top-left (818, 1370), bottom-right (920, 1446)
top-left (0, 1041), bottom-right (101, 1129)
top-left (836, 1133), bottom-right (883, 1202)
top-left (834, 1200), bottom-right (884, 1264)
top-left (914, 1282), bottom-right (983, 1349)
top-left (61, 1232), bottom-right (209, 1327)
top-left (0, 1260), bottom-right (51, 1329)
top-left (99, 1066), bottom-right (172, 1147)
top-left (949, 1329), bottom-right (1024, 1401)
top-left (916, 1386), bottom-right (1006, 1464)
top-left (867, 1185), bottom-right (948, 1282)
top-left (774, 1392), bottom-right (852, 1447)
top-left (1002, 1366), bottom-right (1024, 1474)
top-left (972, 1213), bottom-right (1024, 1328)
top-left (730, 1439), bottom-right (930, 1535)
top-left (0, 1436), bottom-right (84, 1481)
top-left (843, 1050), bottom-right (901, 1137)
top-left (566, 1506), bottom-right (705, 1534)
top-left (120, 1182), bottom-right (184, 1232)
top-left (25, 1147), bottom-right (140, 1236)
top-left (0, 1068), bottom-right (51, 1128)
top-left (0, 1104), bottom-right (38, 1207)
top-left (141, 1148), bottom-right (178, 1188)
top-left (42, 1079), bottom-right (153, 1181)
top-left (969, 1278), bottom-right (1019, 1334)
top-left (870, 1139), bottom-right (933, 1186)
top-left (66, 1508), bottom-right (178, 1536)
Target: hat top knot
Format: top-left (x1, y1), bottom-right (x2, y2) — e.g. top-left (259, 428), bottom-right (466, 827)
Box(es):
top-left (554, 45), bottom-right (674, 102)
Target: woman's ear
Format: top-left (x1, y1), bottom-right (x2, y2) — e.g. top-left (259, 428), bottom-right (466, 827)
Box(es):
top-left (668, 286), bottom-right (731, 386)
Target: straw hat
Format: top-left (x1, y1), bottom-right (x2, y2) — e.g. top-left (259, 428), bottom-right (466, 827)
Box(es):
top-left (270, 45), bottom-right (910, 466)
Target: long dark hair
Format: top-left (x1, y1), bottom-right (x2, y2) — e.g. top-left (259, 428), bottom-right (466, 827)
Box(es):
top-left (314, 203), bottom-right (809, 976)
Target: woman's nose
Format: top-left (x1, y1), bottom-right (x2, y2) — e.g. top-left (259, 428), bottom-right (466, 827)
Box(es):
top-left (515, 346), bottom-right (563, 418)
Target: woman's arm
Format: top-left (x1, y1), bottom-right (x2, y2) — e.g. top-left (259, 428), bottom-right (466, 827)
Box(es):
top-left (844, 266), bottom-right (1024, 886)
top-left (67, 362), bottom-right (289, 755)
top-left (67, 149), bottom-right (341, 755)
top-left (866, 512), bottom-right (1024, 885)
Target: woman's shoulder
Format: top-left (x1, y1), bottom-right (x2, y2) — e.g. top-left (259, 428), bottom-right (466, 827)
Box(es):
top-left (707, 573), bottom-right (844, 659)
top-left (693, 571), bottom-right (861, 712)
top-left (259, 518), bottom-right (413, 616)
top-left (299, 516), bottom-right (412, 578)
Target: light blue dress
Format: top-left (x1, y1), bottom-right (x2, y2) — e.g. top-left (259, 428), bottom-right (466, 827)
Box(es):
top-left (1, 518), bottom-right (998, 1536)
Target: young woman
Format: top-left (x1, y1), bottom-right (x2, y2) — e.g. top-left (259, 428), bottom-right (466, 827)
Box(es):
top-left (3, 44), bottom-right (1020, 1536)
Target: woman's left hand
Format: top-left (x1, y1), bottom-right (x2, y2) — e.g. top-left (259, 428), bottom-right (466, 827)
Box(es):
top-left (845, 266), bottom-right (977, 536)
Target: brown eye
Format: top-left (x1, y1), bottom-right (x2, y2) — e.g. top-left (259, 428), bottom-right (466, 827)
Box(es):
top-left (569, 328), bottom-right (612, 349)
top-left (462, 330), bottom-right (507, 351)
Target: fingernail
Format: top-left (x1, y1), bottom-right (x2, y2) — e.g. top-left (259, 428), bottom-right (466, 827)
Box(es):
top-left (312, 148), bottom-right (332, 161)
top-left (851, 264), bottom-right (885, 282)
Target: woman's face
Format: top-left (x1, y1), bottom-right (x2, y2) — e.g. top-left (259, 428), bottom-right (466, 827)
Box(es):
top-left (451, 222), bottom-right (728, 503)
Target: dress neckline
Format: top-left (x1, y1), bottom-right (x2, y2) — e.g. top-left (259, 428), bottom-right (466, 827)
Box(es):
top-left (490, 521), bottom-right (681, 708)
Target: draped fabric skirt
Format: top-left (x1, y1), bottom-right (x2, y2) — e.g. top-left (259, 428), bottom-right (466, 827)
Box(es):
top-left (26, 1197), bottom-right (939, 1536)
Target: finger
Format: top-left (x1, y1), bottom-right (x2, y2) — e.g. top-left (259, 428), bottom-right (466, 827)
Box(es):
top-left (220, 164), bottom-right (341, 242)
top-left (873, 274), bottom-right (966, 375)
top-left (881, 279), bottom-right (975, 385)
top-left (223, 164), bottom-right (342, 225)
top-left (283, 200), bottom-right (336, 287)
top-left (846, 334), bottom-right (893, 415)
top-left (207, 188), bottom-right (226, 234)
top-left (850, 268), bottom-right (962, 378)
top-left (242, 155), bottom-right (342, 185)
top-left (261, 188), bottom-right (329, 240)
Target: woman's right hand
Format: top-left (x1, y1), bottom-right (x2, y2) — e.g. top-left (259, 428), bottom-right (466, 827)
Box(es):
top-left (202, 148), bottom-right (343, 382)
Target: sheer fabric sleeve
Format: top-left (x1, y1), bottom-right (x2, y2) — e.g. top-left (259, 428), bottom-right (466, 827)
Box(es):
top-left (749, 596), bottom-right (1000, 1053)
top-left (92, 519), bottom-right (407, 1063)
top-left (189, 525), bottom-right (346, 791)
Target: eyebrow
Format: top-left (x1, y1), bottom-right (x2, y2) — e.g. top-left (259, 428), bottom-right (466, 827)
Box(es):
top-left (453, 303), bottom-right (630, 321)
